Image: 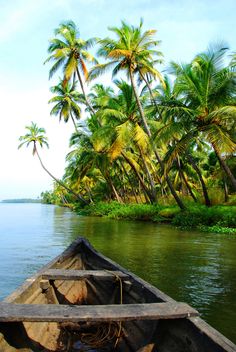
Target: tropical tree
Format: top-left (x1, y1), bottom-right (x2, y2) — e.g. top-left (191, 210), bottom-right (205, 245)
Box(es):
top-left (89, 20), bottom-right (185, 209)
top-left (66, 125), bottom-right (124, 202)
top-left (105, 80), bottom-right (158, 202)
top-left (150, 76), bottom-right (212, 206)
top-left (170, 43), bottom-right (236, 190)
top-left (45, 20), bottom-right (97, 114)
top-left (49, 80), bottom-right (81, 132)
top-left (18, 122), bottom-right (88, 204)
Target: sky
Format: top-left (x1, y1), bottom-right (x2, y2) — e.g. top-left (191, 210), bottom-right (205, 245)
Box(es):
top-left (0, 0), bottom-right (235, 200)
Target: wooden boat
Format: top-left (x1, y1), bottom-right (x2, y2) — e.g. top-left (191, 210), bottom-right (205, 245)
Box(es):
top-left (0, 237), bottom-right (235, 352)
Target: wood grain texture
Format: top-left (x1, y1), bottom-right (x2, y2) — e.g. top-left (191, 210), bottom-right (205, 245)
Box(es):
top-left (0, 302), bottom-right (198, 322)
top-left (41, 269), bottom-right (129, 280)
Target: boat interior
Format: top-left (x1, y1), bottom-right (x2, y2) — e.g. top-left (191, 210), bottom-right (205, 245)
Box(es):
top-left (0, 239), bottom-right (233, 352)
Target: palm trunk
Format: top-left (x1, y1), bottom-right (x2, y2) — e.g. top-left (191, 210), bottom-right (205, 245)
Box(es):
top-left (213, 146), bottom-right (236, 191)
top-left (186, 154), bottom-right (211, 206)
top-left (140, 72), bottom-right (158, 109)
top-left (129, 68), bottom-right (185, 210)
top-left (70, 112), bottom-right (78, 133)
top-left (120, 162), bottom-right (139, 203)
top-left (121, 152), bottom-right (154, 203)
top-left (138, 146), bottom-right (157, 202)
top-left (177, 159), bottom-right (197, 202)
top-left (223, 177), bottom-right (229, 203)
top-left (84, 184), bottom-right (94, 204)
top-left (141, 72), bottom-right (166, 123)
top-left (35, 146), bottom-right (88, 204)
top-left (76, 68), bottom-right (95, 115)
top-left (106, 175), bottom-right (123, 203)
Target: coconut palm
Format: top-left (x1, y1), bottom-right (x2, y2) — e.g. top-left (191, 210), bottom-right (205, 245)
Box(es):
top-left (150, 76), bottom-right (212, 206)
top-left (89, 20), bottom-right (185, 209)
top-left (170, 43), bottom-right (236, 190)
top-left (49, 80), bottom-right (81, 132)
top-left (106, 80), bottom-right (158, 202)
top-left (45, 20), bottom-right (97, 114)
top-left (18, 122), bottom-right (88, 204)
top-left (66, 126), bottom-right (123, 203)
top-left (89, 19), bottom-right (162, 134)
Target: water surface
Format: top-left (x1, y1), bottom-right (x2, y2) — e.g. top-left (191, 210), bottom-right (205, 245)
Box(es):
top-left (0, 203), bottom-right (235, 342)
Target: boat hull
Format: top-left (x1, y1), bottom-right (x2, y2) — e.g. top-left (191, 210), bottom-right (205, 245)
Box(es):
top-left (0, 237), bottom-right (235, 352)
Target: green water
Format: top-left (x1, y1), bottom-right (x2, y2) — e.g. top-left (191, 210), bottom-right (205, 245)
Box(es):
top-left (0, 204), bottom-right (235, 343)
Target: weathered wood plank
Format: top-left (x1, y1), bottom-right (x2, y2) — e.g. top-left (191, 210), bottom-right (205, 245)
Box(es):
top-left (41, 269), bottom-right (129, 281)
top-left (0, 302), bottom-right (198, 322)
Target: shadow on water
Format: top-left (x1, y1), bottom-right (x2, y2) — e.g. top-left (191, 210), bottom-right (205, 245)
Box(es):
top-left (0, 204), bottom-right (235, 343)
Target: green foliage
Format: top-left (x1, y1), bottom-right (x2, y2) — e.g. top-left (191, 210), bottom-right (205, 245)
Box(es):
top-left (107, 203), bottom-right (160, 220)
top-left (199, 225), bottom-right (236, 234)
top-left (207, 188), bottom-right (225, 205)
top-left (227, 194), bottom-right (236, 205)
top-left (77, 201), bottom-right (161, 221)
top-left (158, 207), bottom-right (181, 219)
top-left (77, 202), bottom-right (236, 235)
top-left (42, 20), bottom-right (236, 215)
top-left (172, 205), bottom-right (236, 229)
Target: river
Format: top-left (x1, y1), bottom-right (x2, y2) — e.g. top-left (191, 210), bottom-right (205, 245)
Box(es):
top-left (0, 203), bottom-right (235, 342)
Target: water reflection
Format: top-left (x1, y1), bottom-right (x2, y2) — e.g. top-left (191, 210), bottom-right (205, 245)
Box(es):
top-left (0, 204), bottom-right (235, 342)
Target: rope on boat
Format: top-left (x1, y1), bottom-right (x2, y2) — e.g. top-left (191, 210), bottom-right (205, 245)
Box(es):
top-left (113, 271), bottom-right (123, 348)
top-left (62, 271), bottom-right (124, 351)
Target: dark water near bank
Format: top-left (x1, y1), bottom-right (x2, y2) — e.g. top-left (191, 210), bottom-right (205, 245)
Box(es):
top-left (0, 204), bottom-right (236, 342)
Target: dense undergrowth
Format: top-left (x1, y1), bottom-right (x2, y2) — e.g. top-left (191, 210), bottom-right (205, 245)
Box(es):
top-left (75, 201), bottom-right (236, 234)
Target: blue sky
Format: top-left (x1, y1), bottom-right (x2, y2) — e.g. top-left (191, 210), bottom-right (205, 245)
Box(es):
top-left (0, 0), bottom-right (235, 199)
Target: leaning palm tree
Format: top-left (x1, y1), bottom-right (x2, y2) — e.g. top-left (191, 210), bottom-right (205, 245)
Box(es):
top-left (170, 43), bottom-right (236, 190)
top-left (89, 19), bottom-right (185, 209)
top-left (18, 122), bottom-right (88, 204)
top-left (49, 80), bottom-right (81, 132)
top-left (66, 127), bottom-right (123, 203)
top-left (45, 20), bottom-right (97, 114)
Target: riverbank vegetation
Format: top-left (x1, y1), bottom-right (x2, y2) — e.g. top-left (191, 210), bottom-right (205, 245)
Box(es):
top-left (74, 202), bottom-right (236, 234)
top-left (20, 19), bottom-right (236, 232)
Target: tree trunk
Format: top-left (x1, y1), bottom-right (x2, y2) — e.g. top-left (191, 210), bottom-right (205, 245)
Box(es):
top-left (140, 72), bottom-right (158, 109)
top-left (213, 146), bottom-right (236, 191)
top-left (35, 146), bottom-right (88, 204)
top-left (76, 68), bottom-right (95, 115)
top-left (121, 152), bottom-right (154, 203)
top-left (186, 154), bottom-right (211, 206)
top-left (223, 177), bottom-right (229, 203)
top-left (177, 159), bottom-right (197, 202)
top-left (70, 112), bottom-right (78, 133)
top-left (129, 68), bottom-right (185, 210)
top-left (106, 175), bottom-right (123, 203)
top-left (120, 161), bottom-right (139, 203)
top-left (138, 146), bottom-right (157, 202)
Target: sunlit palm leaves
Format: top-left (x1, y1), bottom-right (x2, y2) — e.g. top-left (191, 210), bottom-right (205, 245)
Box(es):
top-left (49, 80), bottom-right (81, 131)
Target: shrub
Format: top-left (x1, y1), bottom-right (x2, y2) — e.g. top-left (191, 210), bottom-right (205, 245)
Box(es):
top-left (158, 207), bottom-right (180, 219)
top-left (107, 204), bottom-right (160, 221)
top-left (172, 205), bottom-right (236, 229)
top-left (76, 201), bottom-right (236, 233)
top-left (199, 225), bottom-right (236, 234)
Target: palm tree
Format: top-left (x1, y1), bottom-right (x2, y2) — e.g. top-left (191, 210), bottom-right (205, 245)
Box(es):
top-left (89, 20), bottom-right (185, 209)
top-left (107, 80), bottom-right (158, 202)
top-left (170, 43), bottom-right (236, 190)
top-left (49, 80), bottom-right (81, 132)
top-left (18, 122), bottom-right (88, 204)
top-left (89, 19), bottom-right (162, 134)
top-left (66, 126), bottom-right (123, 203)
top-left (150, 76), bottom-right (212, 206)
top-left (45, 20), bottom-right (97, 114)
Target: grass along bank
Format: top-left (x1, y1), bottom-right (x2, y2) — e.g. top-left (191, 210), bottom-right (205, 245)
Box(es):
top-left (75, 202), bottom-right (236, 234)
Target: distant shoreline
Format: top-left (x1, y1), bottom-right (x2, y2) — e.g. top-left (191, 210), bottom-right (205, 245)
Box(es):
top-left (1, 199), bottom-right (41, 204)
